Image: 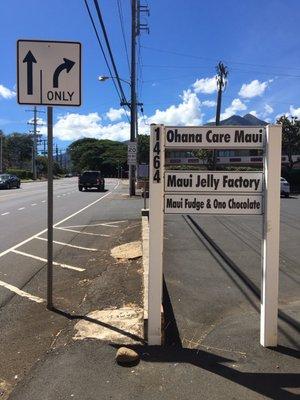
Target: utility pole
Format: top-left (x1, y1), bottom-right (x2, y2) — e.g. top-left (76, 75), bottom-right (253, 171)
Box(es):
top-left (128, 0), bottom-right (149, 196)
top-left (26, 106), bottom-right (45, 179)
top-left (213, 61), bottom-right (228, 167)
top-left (129, 0), bottom-right (137, 196)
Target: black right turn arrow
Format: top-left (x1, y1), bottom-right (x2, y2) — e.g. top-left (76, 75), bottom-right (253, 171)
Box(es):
top-left (53, 58), bottom-right (75, 88)
top-left (23, 51), bottom-right (37, 95)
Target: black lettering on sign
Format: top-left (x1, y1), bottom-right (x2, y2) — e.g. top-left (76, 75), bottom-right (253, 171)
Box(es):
top-left (153, 127), bottom-right (161, 183)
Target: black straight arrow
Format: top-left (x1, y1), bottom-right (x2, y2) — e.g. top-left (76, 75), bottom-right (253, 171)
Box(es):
top-left (53, 58), bottom-right (75, 88)
top-left (23, 51), bottom-right (37, 95)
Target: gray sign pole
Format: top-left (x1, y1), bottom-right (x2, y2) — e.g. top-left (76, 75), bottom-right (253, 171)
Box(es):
top-left (47, 106), bottom-right (53, 310)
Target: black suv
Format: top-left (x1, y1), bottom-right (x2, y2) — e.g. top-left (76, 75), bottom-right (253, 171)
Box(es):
top-left (78, 171), bottom-right (105, 191)
top-left (0, 174), bottom-right (21, 189)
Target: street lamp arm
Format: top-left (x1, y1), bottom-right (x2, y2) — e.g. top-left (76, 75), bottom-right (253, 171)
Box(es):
top-left (98, 75), bottom-right (131, 86)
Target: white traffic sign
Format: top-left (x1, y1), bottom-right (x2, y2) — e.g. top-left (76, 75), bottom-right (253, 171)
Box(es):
top-left (17, 40), bottom-right (81, 106)
top-left (165, 171), bottom-right (263, 193)
top-left (127, 142), bottom-right (137, 165)
top-left (164, 194), bottom-right (263, 214)
top-left (165, 126), bottom-right (265, 149)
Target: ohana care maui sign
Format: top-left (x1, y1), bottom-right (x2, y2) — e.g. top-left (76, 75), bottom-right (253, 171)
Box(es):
top-left (148, 124), bottom-right (282, 350)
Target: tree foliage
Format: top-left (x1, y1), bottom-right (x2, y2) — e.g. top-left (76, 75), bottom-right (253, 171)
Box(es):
top-left (1, 132), bottom-right (33, 169)
top-left (68, 138), bottom-right (127, 176)
top-left (277, 115), bottom-right (300, 169)
top-left (137, 134), bottom-right (150, 164)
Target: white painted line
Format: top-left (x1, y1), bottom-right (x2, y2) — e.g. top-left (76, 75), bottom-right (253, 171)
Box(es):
top-left (57, 196), bottom-right (61, 198)
top-left (18, 207), bottom-right (25, 211)
top-left (0, 280), bottom-right (44, 303)
top-left (55, 227), bottom-right (110, 237)
top-left (12, 249), bottom-right (85, 272)
top-left (1, 212), bottom-right (10, 216)
top-left (31, 203), bottom-right (37, 206)
top-left (61, 220), bottom-right (127, 229)
top-left (54, 181), bottom-right (119, 228)
top-left (41, 200), bottom-right (46, 203)
top-left (0, 180), bottom-right (119, 259)
top-left (35, 237), bottom-right (98, 251)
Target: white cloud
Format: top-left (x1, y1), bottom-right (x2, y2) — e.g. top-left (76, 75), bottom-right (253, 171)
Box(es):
top-left (40, 112), bottom-right (130, 142)
top-left (148, 89), bottom-right (203, 125)
top-left (0, 84), bottom-right (16, 99)
top-left (289, 105), bottom-right (300, 119)
top-left (238, 79), bottom-right (272, 98)
top-left (221, 98), bottom-right (247, 120)
top-left (249, 110), bottom-right (259, 117)
top-left (201, 100), bottom-right (216, 107)
top-left (264, 104), bottom-right (273, 115)
top-left (193, 77), bottom-right (217, 94)
top-left (106, 107), bottom-right (128, 122)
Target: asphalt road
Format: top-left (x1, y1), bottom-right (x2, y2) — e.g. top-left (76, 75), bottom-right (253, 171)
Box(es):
top-left (164, 195), bottom-right (300, 351)
top-left (0, 177), bottom-right (125, 307)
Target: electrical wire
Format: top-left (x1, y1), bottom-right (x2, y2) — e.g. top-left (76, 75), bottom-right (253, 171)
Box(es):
top-left (83, 0), bottom-right (130, 123)
top-left (141, 45), bottom-right (300, 73)
top-left (92, 0), bottom-right (128, 104)
top-left (116, 0), bottom-right (130, 74)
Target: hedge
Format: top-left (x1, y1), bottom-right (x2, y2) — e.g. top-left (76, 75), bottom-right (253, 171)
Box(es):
top-left (5, 169), bottom-right (33, 180)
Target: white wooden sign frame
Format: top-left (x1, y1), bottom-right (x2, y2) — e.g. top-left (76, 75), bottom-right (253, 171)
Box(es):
top-left (148, 124), bottom-right (282, 347)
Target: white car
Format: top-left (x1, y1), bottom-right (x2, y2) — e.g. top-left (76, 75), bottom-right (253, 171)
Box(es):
top-left (280, 177), bottom-right (290, 198)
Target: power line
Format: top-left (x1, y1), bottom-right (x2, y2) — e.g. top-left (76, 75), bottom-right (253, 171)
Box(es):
top-left (116, 0), bottom-right (130, 74)
top-left (141, 45), bottom-right (300, 73)
top-left (83, 0), bottom-right (130, 123)
top-left (83, 0), bottom-right (122, 102)
top-left (92, 0), bottom-right (128, 104)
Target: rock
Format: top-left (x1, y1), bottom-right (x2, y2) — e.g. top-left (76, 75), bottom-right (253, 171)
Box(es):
top-left (116, 347), bottom-right (139, 365)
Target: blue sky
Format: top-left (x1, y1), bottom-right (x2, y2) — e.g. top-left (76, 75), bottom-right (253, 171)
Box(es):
top-left (1, 0), bottom-right (300, 152)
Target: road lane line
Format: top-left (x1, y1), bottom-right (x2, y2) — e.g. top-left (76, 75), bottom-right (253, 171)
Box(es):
top-left (18, 207), bottom-right (25, 211)
top-left (0, 180), bottom-right (119, 258)
top-left (31, 203), bottom-right (37, 206)
top-left (61, 220), bottom-right (127, 229)
top-left (35, 237), bottom-right (98, 251)
top-left (41, 200), bottom-right (46, 203)
top-left (55, 227), bottom-right (110, 237)
top-left (1, 212), bottom-right (10, 216)
top-left (0, 280), bottom-right (44, 303)
top-left (11, 249), bottom-right (85, 272)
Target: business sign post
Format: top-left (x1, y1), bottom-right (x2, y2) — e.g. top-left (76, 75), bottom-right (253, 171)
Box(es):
top-left (17, 40), bottom-right (82, 310)
top-left (148, 124), bottom-right (282, 347)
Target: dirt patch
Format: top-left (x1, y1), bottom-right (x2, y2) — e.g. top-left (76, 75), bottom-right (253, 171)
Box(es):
top-left (73, 307), bottom-right (144, 345)
top-left (111, 241), bottom-right (142, 260)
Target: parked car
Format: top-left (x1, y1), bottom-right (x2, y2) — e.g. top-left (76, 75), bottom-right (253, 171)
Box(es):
top-left (78, 171), bottom-right (105, 191)
top-left (0, 174), bottom-right (21, 189)
top-left (280, 177), bottom-right (290, 198)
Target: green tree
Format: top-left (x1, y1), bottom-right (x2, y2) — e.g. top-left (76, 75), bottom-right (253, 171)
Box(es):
top-left (192, 149), bottom-right (214, 169)
top-left (137, 134), bottom-right (150, 164)
top-left (68, 138), bottom-right (127, 176)
top-left (5, 133), bottom-right (33, 168)
top-left (277, 115), bottom-right (300, 169)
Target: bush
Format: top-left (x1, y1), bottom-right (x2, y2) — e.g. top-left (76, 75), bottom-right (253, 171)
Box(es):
top-left (6, 169), bottom-right (33, 179)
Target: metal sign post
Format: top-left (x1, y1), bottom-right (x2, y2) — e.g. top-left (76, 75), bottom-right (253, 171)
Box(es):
top-left (47, 107), bottom-right (53, 310)
top-left (148, 124), bottom-right (282, 347)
